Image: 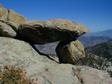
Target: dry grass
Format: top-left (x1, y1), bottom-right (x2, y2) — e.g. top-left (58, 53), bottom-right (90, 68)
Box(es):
top-left (0, 65), bottom-right (38, 84)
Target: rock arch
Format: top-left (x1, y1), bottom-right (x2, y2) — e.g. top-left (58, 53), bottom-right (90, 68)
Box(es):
top-left (0, 5), bottom-right (88, 64)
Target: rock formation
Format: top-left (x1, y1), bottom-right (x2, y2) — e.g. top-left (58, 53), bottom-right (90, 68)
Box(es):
top-left (17, 19), bottom-right (88, 64)
top-left (0, 4), bottom-right (88, 64)
top-left (0, 5), bottom-right (112, 84)
top-left (17, 19), bottom-right (88, 44)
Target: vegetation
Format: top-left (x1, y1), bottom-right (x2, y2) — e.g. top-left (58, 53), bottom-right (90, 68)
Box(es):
top-left (0, 65), bottom-right (38, 84)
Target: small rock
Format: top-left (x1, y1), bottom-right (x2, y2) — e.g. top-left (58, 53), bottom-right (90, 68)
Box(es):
top-left (0, 21), bottom-right (16, 37)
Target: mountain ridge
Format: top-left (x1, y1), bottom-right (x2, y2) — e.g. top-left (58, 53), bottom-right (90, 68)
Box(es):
top-left (79, 29), bottom-right (112, 47)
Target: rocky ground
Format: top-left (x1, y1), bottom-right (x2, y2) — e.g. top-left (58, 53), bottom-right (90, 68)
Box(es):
top-left (0, 37), bottom-right (112, 84)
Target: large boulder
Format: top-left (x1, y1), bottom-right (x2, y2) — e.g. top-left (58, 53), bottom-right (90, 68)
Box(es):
top-left (0, 37), bottom-right (111, 84)
top-left (56, 40), bottom-right (85, 64)
top-left (17, 19), bottom-right (88, 44)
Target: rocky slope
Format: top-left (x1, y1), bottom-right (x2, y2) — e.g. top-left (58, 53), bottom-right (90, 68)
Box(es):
top-left (0, 37), bottom-right (112, 84)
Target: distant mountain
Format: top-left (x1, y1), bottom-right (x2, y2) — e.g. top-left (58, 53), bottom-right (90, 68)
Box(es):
top-left (79, 36), bottom-right (111, 47)
top-left (86, 40), bottom-right (112, 60)
top-left (84, 29), bottom-right (112, 38)
top-left (79, 29), bottom-right (112, 47)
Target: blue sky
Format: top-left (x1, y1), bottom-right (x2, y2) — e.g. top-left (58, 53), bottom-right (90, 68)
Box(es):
top-left (0, 0), bottom-right (112, 32)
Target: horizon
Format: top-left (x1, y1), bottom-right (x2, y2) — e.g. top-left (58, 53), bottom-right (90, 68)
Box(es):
top-left (0, 0), bottom-right (112, 32)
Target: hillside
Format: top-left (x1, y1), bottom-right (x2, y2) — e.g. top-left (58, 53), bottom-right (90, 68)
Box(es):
top-left (78, 30), bottom-right (112, 47)
top-left (79, 36), bottom-right (110, 47)
top-left (86, 40), bottom-right (112, 60)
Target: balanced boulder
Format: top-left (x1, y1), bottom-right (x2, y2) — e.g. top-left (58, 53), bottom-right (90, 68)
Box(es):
top-left (28, 19), bottom-right (88, 34)
top-left (0, 5), bottom-right (89, 64)
top-left (17, 19), bottom-right (88, 64)
top-left (17, 19), bottom-right (88, 44)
